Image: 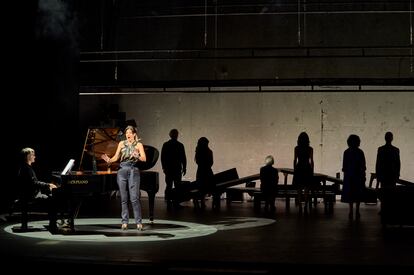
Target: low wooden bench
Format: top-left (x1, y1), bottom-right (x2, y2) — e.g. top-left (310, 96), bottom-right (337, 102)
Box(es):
top-left (225, 184), bottom-right (259, 204)
top-left (211, 173), bottom-right (260, 209)
top-left (170, 168), bottom-right (241, 207)
top-left (172, 167), bottom-right (341, 212)
top-left (253, 185), bottom-right (338, 213)
top-left (251, 168), bottom-right (340, 213)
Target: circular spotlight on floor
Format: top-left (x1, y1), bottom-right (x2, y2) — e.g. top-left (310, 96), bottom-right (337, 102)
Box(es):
top-left (4, 218), bottom-right (218, 242)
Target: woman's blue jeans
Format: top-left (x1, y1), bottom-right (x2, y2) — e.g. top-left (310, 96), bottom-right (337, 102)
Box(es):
top-left (117, 162), bottom-right (142, 224)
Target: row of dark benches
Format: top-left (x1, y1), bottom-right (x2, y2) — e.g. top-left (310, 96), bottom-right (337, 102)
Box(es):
top-left (170, 167), bottom-right (342, 212)
top-left (226, 168), bottom-right (341, 213)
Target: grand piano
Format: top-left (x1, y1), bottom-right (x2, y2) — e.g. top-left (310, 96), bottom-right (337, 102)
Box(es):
top-left (54, 127), bottom-right (159, 230)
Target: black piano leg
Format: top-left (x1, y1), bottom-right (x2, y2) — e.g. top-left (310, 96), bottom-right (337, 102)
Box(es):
top-left (148, 192), bottom-right (155, 223)
top-left (65, 198), bottom-right (81, 231)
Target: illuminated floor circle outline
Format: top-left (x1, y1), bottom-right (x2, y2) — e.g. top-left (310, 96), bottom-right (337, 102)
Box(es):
top-left (4, 218), bottom-right (216, 242)
top-left (4, 217), bottom-right (275, 242)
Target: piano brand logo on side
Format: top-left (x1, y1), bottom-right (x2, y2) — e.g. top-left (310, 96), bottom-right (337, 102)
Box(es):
top-left (68, 179), bottom-right (89, 185)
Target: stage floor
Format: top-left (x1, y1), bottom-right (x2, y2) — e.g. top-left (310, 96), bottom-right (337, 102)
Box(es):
top-left (1, 196), bottom-right (414, 274)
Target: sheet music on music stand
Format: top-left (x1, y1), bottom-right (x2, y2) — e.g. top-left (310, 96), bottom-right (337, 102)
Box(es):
top-left (61, 159), bottom-right (75, 175)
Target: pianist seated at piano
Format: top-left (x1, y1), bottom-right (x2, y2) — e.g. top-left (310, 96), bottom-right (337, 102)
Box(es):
top-left (16, 147), bottom-right (59, 232)
top-left (102, 125), bottom-right (147, 231)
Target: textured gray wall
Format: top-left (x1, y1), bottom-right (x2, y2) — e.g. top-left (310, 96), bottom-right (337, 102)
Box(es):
top-left (80, 91), bottom-right (414, 197)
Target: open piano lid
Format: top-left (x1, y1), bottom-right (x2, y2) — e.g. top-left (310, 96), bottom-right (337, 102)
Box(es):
top-left (80, 127), bottom-right (159, 171)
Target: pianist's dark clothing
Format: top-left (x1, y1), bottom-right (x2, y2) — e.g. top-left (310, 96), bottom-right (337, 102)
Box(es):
top-left (18, 163), bottom-right (50, 199)
top-left (17, 163), bottom-right (57, 230)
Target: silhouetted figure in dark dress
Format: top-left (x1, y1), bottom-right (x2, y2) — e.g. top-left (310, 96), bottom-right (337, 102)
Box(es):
top-left (260, 155), bottom-right (279, 213)
top-left (161, 129), bottom-right (187, 206)
top-left (341, 134), bottom-right (366, 220)
top-left (194, 137), bottom-right (214, 209)
top-left (293, 132), bottom-right (314, 213)
top-left (375, 131), bottom-right (400, 189)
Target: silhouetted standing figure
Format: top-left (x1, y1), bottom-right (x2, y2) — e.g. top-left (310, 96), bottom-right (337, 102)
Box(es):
top-left (342, 134), bottom-right (366, 220)
top-left (260, 155), bottom-right (279, 213)
top-left (194, 137), bottom-right (214, 209)
top-left (375, 131), bottom-right (400, 189)
top-left (161, 129), bottom-right (187, 206)
top-left (375, 132), bottom-right (401, 219)
top-left (293, 132), bottom-right (314, 213)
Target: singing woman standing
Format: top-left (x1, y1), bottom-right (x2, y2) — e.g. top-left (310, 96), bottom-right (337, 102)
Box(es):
top-left (102, 125), bottom-right (146, 230)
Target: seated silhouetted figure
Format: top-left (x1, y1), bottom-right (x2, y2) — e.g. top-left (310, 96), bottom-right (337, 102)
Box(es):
top-left (260, 155), bottom-right (279, 213)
